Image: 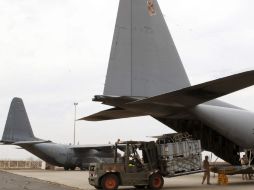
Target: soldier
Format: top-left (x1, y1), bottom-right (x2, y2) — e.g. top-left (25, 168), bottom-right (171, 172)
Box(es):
top-left (240, 154), bottom-right (248, 180)
top-left (202, 156), bottom-right (211, 185)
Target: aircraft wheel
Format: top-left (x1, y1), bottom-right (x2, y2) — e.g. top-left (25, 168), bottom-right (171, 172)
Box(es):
top-left (101, 173), bottom-right (119, 190)
top-left (70, 166), bottom-right (76, 171)
top-left (64, 166), bottom-right (69, 171)
top-left (148, 173), bottom-right (164, 190)
top-left (80, 166), bottom-right (87, 171)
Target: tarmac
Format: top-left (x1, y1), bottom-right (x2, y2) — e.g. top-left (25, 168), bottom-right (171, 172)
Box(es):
top-left (0, 170), bottom-right (78, 190)
top-left (0, 169), bottom-right (254, 190)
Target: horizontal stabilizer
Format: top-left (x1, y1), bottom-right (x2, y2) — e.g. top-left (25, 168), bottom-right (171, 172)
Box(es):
top-left (80, 108), bottom-right (145, 121)
top-left (129, 70), bottom-right (254, 108)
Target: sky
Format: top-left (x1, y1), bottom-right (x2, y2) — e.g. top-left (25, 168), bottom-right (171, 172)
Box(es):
top-left (0, 0), bottom-right (254, 160)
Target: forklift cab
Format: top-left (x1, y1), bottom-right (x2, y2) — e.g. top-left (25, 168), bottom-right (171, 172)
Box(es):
top-left (114, 141), bottom-right (159, 172)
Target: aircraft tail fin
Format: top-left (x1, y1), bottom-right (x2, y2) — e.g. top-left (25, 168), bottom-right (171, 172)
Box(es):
top-left (1, 98), bottom-right (39, 143)
top-left (104, 0), bottom-right (190, 97)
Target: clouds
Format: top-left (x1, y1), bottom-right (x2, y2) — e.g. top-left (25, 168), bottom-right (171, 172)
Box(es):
top-left (0, 0), bottom-right (254, 159)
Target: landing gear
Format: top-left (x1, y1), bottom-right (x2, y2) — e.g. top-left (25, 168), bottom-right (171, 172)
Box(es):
top-left (79, 166), bottom-right (87, 171)
top-left (70, 166), bottom-right (76, 171)
top-left (64, 166), bottom-right (69, 171)
top-left (64, 166), bottom-right (76, 171)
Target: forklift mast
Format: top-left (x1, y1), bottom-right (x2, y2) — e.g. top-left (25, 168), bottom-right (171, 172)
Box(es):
top-left (141, 142), bottom-right (159, 170)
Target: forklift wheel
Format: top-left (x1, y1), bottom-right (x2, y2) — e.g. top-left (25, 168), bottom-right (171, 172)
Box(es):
top-left (101, 174), bottom-right (119, 190)
top-left (148, 173), bottom-right (164, 190)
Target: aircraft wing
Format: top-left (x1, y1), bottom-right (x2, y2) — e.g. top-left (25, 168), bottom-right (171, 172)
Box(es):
top-left (69, 144), bottom-right (126, 152)
top-left (129, 70), bottom-right (254, 108)
top-left (80, 107), bottom-right (146, 121)
top-left (69, 144), bottom-right (115, 151)
top-left (12, 140), bottom-right (51, 146)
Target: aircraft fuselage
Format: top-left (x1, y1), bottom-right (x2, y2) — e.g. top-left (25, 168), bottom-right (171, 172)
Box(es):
top-left (20, 142), bottom-right (115, 169)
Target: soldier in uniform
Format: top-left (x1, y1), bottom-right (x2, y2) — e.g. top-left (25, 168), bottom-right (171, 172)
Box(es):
top-left (202, 156), bottom-right (211, 185)
top-left (240, 154), bottom-right (248, 180)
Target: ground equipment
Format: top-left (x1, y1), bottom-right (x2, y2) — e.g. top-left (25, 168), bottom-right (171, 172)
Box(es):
top-left (88, 133), bottom-right (202, 189)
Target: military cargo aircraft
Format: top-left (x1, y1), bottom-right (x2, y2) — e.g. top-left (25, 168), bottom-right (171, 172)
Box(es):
top-left (81, 0), bottom-right (254, 165)
top-left (1, 98), bottom-right (115, 170)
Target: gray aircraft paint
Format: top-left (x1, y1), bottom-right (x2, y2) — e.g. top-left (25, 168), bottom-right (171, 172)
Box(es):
top-left (1, 98), bottom-right (115, 169)
top-left (191, 105), bottom-right (254, 149)
top-left (2, 98), bottom-right (39, 142)
top-left (104, 0), bottom-right (190, 97)
top-left (82, 0), bottom-right (254, 165)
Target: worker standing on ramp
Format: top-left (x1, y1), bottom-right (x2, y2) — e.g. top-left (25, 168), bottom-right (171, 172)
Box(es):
top-left (202, 156), bottom-right (211, 185)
